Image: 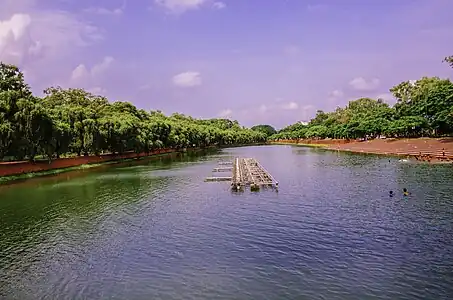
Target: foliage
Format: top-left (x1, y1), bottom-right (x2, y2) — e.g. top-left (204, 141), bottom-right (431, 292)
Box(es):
top-left (251, 124), bottom-right (276, 136)
top-left (271, 57), bottom-right (453, 140)
top-left (443, 56), bottom-right (453, 68)
top-left (0, 63), bottom-right (266, 161)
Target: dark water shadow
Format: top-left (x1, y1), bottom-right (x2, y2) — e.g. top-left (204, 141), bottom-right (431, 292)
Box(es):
top-left (0, 149), bottom-right (220, 191)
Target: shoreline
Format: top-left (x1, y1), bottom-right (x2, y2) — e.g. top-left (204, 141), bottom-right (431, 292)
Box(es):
top-left (272, 142), bottom-right (329, 148)
top-left (0, 143), bottom-right (265, 184)
top-left (272, 138), bottom-right (453, 164)
top-left (0, 147), bottom-right (212, 184)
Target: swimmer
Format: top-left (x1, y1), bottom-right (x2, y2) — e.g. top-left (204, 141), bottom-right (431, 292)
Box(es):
top-left (403, 188), bottom-right (409, 196)
top-left (389, 191), bottom-right (394, 197)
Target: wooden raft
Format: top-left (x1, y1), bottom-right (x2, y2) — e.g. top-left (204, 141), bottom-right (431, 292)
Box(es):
top-left (205, 157), bottom-right (278, 191)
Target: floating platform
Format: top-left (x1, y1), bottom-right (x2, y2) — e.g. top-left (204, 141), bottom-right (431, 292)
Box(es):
top-left (231, 157), bottom-right (278, 191)
top-left (213, 167), bottom-right (233, 172)
top-left (205, 157), bottom-right (278, 192)
top-left (205, 176), bottom-right (232, 182)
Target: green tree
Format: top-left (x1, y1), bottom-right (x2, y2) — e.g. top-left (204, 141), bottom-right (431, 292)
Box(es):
top-left (443, 56), bottom-right (453, 68)
top-left (270, 57), bottom-right (453, 141)
top-left (1, 63), bottom-right (266, 162)
top-left (251, 124), bottom-right (276, 136)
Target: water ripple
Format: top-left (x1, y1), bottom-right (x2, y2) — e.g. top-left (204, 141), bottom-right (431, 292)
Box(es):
top-left (0, 146), bottom-right (453, 299)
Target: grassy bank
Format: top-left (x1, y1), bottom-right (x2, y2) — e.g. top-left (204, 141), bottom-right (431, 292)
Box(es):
top-left (0, 145), bottom-right (242, 184)
top-left (0, 151), bottom-right (183, 184)
top-left (0, 162), bottom-right (108, 184)
top-left (271, 142), bottom-right (329, 148)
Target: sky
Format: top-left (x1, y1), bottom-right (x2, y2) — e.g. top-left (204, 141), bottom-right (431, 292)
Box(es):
top-left (0, 0), bottom-right (452, 129)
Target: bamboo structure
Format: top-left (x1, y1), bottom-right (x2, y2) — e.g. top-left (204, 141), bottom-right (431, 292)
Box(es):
top-left (205, 157), bottom-right (278, 191)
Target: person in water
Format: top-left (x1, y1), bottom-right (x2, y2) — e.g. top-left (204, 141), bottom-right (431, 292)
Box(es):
top-left (403, 188), bottom-right (409, 196)
top-left (389, 191), bottom-right (394, 197)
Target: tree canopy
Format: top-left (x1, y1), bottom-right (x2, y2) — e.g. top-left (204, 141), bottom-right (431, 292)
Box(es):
top-left (444, 56), bottom-right (453, 69)
top-left (0, 62), bottom-right (266, 161)
top-left (271, 57), bottom-right (453, 141)
top-left (2, 54), bottom-right (452, 161)
top-left (251, 124), bottom-right (276, 137)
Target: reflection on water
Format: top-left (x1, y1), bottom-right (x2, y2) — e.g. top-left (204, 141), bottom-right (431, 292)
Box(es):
top-left (1, 145), bottom-right (453, 300)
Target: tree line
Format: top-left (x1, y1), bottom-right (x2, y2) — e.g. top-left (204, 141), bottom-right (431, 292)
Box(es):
top-left (0, 63), bottom-right (266, 162)
top-left (271, 56), bottom-right (453, 140)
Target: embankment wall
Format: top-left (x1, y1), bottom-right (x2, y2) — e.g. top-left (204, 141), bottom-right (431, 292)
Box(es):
top-left (274, 139), bottom-right (351, 145)
top-left (0, 148), bottom-right (178, 177)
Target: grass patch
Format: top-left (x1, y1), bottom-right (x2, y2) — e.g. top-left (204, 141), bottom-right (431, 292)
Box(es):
top-left (297, 143), bottom-right (329, 148)
top-left (0, 162), bottom-right (114, 184)
top-left (0, 153), bottom-right (177, 184)
top-left (271, 142), bottom-right (329, 148)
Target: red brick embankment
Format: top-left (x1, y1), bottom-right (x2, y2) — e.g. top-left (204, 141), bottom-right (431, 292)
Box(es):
top-left (0, 148), bottom-right (177, 177)
top-left (274, 138), bottom-right (453, 162)
top-left (328, 138), bottom-right (453, 162)
top-left (274, 139), bottom-right (350, 145)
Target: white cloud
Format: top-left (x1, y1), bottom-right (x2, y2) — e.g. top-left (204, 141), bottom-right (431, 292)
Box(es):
top-left (257, 100), bottom-right (305, 113)
top-left (329, 89), bottom-right (344, 98)
top-left (88, 86), bottom-right (107, 95)
top-left (307, 4), bottom-right (329, 12)
top-left (71, 64), bottom-right (89, 80)
top-left (29, 12), bottom-right (103, 53)
top-left (0, 4), bottom-right (102, 67)
top-left (84, 7), bottom-right (123, 16)
top-left (376, 93), bottom-right (395, 103)
top-left (284, 45), bottom-right (301, 56)
top-left (281, 101), bottom-right (299, 110)
top-left (91, 56), bottom-right (114, 76)
top-left (243, 102), bottom-right (315, 127)
top-left (154, 0), bottom-right (208, 14)
top-left (71, 56), bottom-right (114, 81)
top-left (299, 104), bottom-right (315, 122)
top-left (349, 77), bottom-right (380, 91)
top-left (139, 83), bottom-right (152, 90)
top-left (0, 14), bottom-right (32, 63)
top-left (301, 104), bottom-right (315, 110)
top-left (218, 108), bottom-right (232, 117)
top-left (172, 71), bottom-right (202, 87)
top-left (27, 40), bottom-right (42, 55)
top-left (0, 14), bottom-right (31, 44)
top-left (213, 2), bottom-right (226, 9)
top-left (69, 57), bottom-right (113, 95)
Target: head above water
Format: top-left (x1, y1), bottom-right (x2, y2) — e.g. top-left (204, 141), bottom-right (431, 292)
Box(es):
top-left (403, 188), bottom-right (407, 192)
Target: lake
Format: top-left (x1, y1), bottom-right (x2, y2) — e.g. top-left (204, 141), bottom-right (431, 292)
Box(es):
top-left (1, 145), bottom-right (452, 300)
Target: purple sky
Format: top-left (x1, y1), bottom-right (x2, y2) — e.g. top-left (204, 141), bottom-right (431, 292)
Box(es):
top-left (1, 0), bottom-right (452, 128)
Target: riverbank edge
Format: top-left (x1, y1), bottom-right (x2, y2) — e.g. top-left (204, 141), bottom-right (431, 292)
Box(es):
top-left (272, 142), bottom-right (330, 148)
top-left (272, 141), bottom-right (409, 158)
top-left (0, 144), bottom-right (263, 183)
top-left (270, 140), bottom-right (452, 163)
top-left (0, 150), bottom-right (182, 184)
top-left (0, 156), bottom-right (153, 184)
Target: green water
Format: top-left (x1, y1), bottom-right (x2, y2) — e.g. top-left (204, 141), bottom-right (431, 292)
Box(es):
top-left (1, 146), bottom-right (453, 299)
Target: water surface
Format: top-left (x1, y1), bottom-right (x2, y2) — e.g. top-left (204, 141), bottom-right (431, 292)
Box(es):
top-left (1, 146), bottom-right (452, 299)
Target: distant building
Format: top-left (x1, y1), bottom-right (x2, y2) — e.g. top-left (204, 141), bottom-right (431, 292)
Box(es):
top-left (298, 121), bottom-right (309, 126)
